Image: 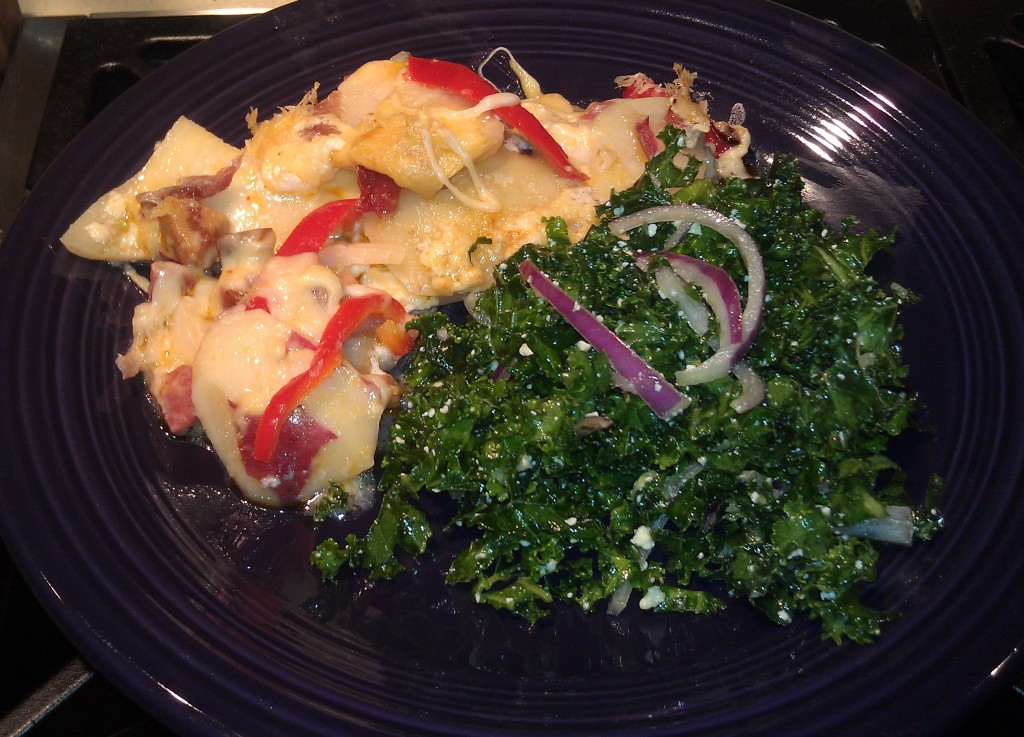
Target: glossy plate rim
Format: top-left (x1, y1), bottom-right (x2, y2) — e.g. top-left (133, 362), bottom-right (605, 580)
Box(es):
top-left (1, 1), bottom-right (1023, 735)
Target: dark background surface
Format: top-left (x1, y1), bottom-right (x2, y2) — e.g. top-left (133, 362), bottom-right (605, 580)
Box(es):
top-left (1, 1), bottom-right (1023, 735)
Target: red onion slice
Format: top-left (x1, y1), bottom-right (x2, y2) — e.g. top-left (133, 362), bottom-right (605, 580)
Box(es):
top-left (729, 361), bottom-right (766, 413)
top-left (137, 155), bottom-right (242, 212)
top-left (674, 350), bottom-right (734, 385)
top-left (837, 506), bottom-right (914, 546)
top-left (637, 252), bottom-right (743, 347)
top-left (610, 204), bottom-right (765, 384)
top-left (653, 266), bottom-right (710, 336)
top-left (607, 580), bottom-right (633, 616)
top-left (519, 259), bottom-right (690, 420)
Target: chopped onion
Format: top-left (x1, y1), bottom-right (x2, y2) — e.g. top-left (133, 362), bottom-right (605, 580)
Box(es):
top-left (611, 204), bottom-right (765, 384)
top-left (653, 267), bottom-right (709, 335)
top-left (463, 291), bottom-right (492, 326)
top-left (675, 349), bottom-right (734, 386)
top-left (663, 462), bottom-right (705, 501)
top-left (729, 361), bottom-right (766, 413)
top-left (837, 506), bottom-right (914, 546)
top-left (607, 580), bottom-right (633, 616)
top-left (638, 252), bottom-right (743, 347)
top-left (574, 414), bottom-right (614, 435)
top-left (519, 259), bottom-right (690, 419)
top-left (701, 141), bottom-right (719, 183)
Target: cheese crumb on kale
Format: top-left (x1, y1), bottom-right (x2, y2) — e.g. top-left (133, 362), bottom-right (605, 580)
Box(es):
top-left (313, 129), bottom-right (941, 644)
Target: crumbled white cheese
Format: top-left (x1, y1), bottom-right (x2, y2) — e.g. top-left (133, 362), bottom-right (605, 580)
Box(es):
top-left (638, 586), bottom-right (666, 610)
top-left (632, 471), bottom-right (656, 490)
top-left (630, 525), bottom-right (655, 551)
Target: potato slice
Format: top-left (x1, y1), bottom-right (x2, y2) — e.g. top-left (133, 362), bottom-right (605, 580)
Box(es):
top-left (61, 117), bottom-right (241, 262)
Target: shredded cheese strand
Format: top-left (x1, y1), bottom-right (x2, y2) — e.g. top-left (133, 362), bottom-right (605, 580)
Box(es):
top-left (477, 46), bottom-right (544, 99)
top-left (445, 92), bottom-right (523, 119)
top-left (419, 127), bottom-right (501, 213)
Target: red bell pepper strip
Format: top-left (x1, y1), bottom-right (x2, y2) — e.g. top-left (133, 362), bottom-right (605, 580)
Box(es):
top-left (274, 167), bottom-right (402, 257)
top-left (703, 125), bottom-right (732, 158)
top-left (275, 198), bottom-right (361, 257)
top-left (405, 55), bottom-right (587, 182)
top-left (244, 294), bottom-right (271, 312)
top-left (252, 292), bottom-right (414, 462)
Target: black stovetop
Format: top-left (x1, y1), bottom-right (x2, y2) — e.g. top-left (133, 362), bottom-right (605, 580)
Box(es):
top-left (1, 2), bottom-right (1023, 735)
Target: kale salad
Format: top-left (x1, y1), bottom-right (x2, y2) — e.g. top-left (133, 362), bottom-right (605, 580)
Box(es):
top-left (312, 127), bottom-right (941, 644)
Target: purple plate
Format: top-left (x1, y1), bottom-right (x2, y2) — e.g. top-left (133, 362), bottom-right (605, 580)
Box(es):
top-left (2, 0), bottom-right (1023, 734)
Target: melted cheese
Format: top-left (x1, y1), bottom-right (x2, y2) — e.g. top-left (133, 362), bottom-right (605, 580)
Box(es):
top-left (247, 253), bottom-right (344, 344)
top-left (191, 308), bottom-right (314, 506)
top-left (62, 118), bottom-right (241, 261)
top-left (117, 264), bottom-right (218, 391)
top-left (64, 53), bottom-right (749, 508)
top-left (193, 309), bottom-right (309, 415)
top-left (303, 366), bottom-right (387, 500)
top-left (345, 95), bottom-right (505, 198)
top-left (205, 102), bottom-right (360, 244)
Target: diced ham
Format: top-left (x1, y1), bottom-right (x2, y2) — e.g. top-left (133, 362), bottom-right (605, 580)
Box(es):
top-left (244, 294), bottom-right (271, 312)
top-left (156, 364), bottom-right (198, 434)
top-left (704, 121), bottom-right (741, 158)
top-left (236, 410), bottom-right (337, 506)
top-left (136, 157), bottom-right (242, 268)
top-left (356, 166), bottom-right (401, 215)
top-left (286, 331), bottom-right (317, 352)
top-left (136, 155), bottom-right (242, 207)
top-left (635, 117), bottom-right (660, 159)
top-left (299, 122), bottom-right (342, 139)
top-left (139, 196), bottom-right (231, 269)
top-left (220, 288), bottom-right (247, 309)
top-left (582, 100), bottom-right (612, 120)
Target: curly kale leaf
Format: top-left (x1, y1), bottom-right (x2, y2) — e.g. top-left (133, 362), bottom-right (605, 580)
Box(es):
top-left (313, 133), bottom-right (940, 643)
